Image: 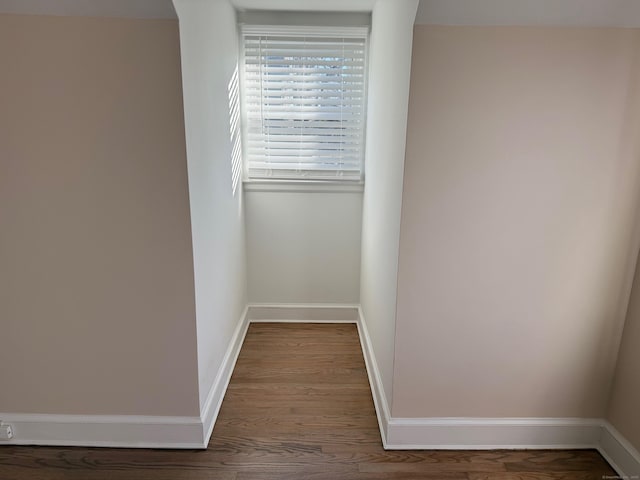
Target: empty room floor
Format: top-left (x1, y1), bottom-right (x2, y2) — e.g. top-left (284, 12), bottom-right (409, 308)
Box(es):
top-left (0, 323), bottom-right (616, 479)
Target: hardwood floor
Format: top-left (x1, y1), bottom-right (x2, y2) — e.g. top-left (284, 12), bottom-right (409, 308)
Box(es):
top-left (0, 323), bottom-right (617, 479)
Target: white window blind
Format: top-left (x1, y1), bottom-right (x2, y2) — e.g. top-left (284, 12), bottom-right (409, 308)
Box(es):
top-left (241, 25), bottom-right (368, 181)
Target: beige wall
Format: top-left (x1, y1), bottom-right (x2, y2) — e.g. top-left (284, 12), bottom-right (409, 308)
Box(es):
top-left (0, 14), bottom-right (200, 416)
top-left (394, 26), bottom-right (640, 418)
top-left (607, 22), bottom-right (640, 455)
top-left (609, 257), bottom-right (640, 452)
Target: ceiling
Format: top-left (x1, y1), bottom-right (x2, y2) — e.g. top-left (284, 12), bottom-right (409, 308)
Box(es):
top-left (1, 0), bottom-right (640, 27)
top-left (0, 0), bottom-right (177, 19)
top-left (416, 0), bottom-right (640, 27)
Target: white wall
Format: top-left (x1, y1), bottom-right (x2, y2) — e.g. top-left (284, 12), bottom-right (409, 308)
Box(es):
top-left (246, 189), bottom-right (362, 304)
top-left (173, 0), bottom-right (248, 410)
top-left (359, 0), bottom-right (419, 411)
top-left (394, 26), bottom-right (640, 418)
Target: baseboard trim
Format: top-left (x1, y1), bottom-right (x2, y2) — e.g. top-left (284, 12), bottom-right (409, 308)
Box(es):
top-left (0, 307), bottom-right (252, 450)
top-left (200, 305), bottom-right (250, 448)
top-left (599, 421), bottom-right (640, 477)
top-left (247, 303), bottom-right (359, 323)
top-left (355, 307), bottom-right (637, 479)
top-left (385, 417), bottom-right (603, 450)
top-left (0, 413), bottom-right (203, 449)
top-left (4, 301), bottom-right (640, 474)
top-left (356, 306), bottom-right (391, 446)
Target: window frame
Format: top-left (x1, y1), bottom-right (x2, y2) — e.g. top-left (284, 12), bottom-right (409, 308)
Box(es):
top-left (238, 23), bottom-right (370, 187)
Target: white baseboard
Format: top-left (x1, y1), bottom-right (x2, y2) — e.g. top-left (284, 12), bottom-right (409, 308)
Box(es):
top-left (599, 421), bottom-right (640, 478)
top-left (247, 303), bottom-right (359, 323)
top-left (357, 308), bottom-right (601, 450)
top-left (385, 417), bottom-right (603, 450)
top-left (356, 308), bottom-right (640, 477)
top-left (3, 301), bottom-right (640, 476)
top-left (0, 413), bottom-right (204, 449)
top-left (200, 305), bottom-right (250, 447)
top-left (356, 306), bottom-right (391, 445)
top-left (0, 307), bottom-right (252, 450)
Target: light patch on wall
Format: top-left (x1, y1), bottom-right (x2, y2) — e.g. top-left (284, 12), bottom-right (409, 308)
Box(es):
top-left (228, 64), bottom-right (242, 195)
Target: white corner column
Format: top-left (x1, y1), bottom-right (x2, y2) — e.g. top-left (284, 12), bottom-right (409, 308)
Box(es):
top-left (173, 0), bottom-right (249, 446)
top-left (359, 0), bottom-right (418, 444)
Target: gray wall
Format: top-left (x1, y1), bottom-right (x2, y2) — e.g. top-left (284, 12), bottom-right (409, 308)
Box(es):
top-left (0, 14), bottom-right (200, 416)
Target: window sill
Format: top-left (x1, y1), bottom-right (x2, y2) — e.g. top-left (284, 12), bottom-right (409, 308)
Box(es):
top-left (243, 179), bottom-right (364, 193)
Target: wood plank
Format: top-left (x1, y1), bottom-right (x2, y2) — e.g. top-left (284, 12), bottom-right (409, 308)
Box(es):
top-left (469, 473), bottom-right (612, 480)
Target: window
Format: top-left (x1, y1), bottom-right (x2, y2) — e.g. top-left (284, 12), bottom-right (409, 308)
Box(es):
top-left (240, 25), bottom-right (368, 182)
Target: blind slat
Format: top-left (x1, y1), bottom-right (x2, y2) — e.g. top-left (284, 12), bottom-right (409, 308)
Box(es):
top-left (249, 162), bottom-right (362, 169)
